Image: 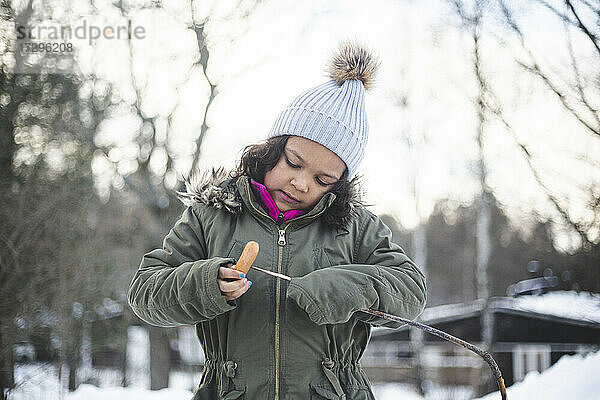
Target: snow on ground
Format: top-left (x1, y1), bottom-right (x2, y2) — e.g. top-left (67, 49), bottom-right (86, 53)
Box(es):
top-left (66, 385), bottom-right (192, 400)
top-left (10, 364), bottom-right (198, 400)
top-left (64, 382), bottom-right (426, 400)
top-left (11, 350), bottom-right (600, 400)
top-left (371, 383), bottom-right (425, 400)
top-left (476, 351), bottom-right (600, 400)
top-left (372, 382), bottom-right (478, 400)
top-left (10, 368), bottom-right (423, 400)
top-left (11, 363), bottom-right (61, 400)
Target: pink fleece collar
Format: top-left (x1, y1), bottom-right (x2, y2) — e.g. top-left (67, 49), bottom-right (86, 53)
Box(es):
top-left (250, 178), bottom-right (306, 223)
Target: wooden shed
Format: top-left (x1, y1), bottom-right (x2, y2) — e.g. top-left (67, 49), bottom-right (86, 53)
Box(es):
top-left (362, 291), bottom-right (600, 394)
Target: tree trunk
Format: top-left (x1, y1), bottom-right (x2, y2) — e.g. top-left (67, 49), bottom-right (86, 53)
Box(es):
top-left (409, 327), bottom-right (425, 396)
top-left (477, 191), bottom-right (496, 395)
top-left (410, 225), bottom-right (427, 395)
top-left (0, 72), bottom-right (17, 184)
top-left (66, 329), bottom-right (80, 392)
top-left (149, 326), bottom-right (171, 390)
top-left (0, 324), bottom-right (15, 400)
top-left (67, 352), bottom-right (78, 392)
top-left (121, 313), bottom-right (129, 387)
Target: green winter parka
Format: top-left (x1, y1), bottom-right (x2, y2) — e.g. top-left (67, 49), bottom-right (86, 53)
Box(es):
top-left (128, 172), bottom-right (427, 400)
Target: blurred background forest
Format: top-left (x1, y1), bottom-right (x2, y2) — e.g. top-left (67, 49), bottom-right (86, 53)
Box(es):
top-left (0, 0), bottom-right (599, 398)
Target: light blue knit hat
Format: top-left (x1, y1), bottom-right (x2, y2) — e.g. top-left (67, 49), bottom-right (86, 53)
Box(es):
top-left (269, 42), bottom-right (379, 178)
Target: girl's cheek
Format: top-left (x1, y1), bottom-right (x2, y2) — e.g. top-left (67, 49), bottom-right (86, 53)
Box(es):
top-left (265, 166), bottom-right (285, 188)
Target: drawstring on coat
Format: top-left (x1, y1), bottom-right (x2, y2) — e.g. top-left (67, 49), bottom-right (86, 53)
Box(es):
top-left (218, 360), bottom-right (237, 397)
top-left (321, 358), bottom-right (346, 400)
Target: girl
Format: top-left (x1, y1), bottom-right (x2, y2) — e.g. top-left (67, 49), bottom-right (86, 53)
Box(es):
top-left (128, 42), bottom-right (427, 400)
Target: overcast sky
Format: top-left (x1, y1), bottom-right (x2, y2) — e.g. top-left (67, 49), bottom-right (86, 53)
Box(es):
top-left (65, 0), bottom-right (599, 250)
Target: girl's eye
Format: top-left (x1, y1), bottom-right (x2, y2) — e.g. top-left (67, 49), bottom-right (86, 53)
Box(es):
top-left (316, 178), bottom-right (329, 187)
top-left (285, 156), bottom-right (333, 186)
top-left (285, 157), bottom-right (300, 169)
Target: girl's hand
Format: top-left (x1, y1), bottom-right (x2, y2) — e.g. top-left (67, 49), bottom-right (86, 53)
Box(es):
top-left (218, 264), bottom-right (252, 301)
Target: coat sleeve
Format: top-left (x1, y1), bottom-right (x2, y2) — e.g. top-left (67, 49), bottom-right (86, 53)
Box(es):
top-left (286, 211), bottom-right (427, 328)
top-left (127, 206), bottom-right (236, 327)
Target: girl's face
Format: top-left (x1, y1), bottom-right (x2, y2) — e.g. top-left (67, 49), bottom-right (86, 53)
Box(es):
top-left (264, 136), bottom-right (346, 212)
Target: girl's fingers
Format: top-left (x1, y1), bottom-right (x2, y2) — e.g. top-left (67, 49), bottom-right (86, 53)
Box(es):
top-left (217, 265), bottom-right (252, 300)
top-left (218, 266), bottom-right (245, 280)
top-left (224, 280), bottom-right (252, 301)
top-left (219, 277), bottom-right (248, 293)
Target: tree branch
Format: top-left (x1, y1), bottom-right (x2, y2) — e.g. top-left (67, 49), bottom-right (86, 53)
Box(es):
top-left (563, 15), bottom-right (600, 128)
top-left (564, 0), bottom-right (600, 55)
top-left (497, 0), bottom-right (600, 137)
top-left (516, 60), bottom-right (599, 136)
top-left (483, 92), bottom-right (595, 247)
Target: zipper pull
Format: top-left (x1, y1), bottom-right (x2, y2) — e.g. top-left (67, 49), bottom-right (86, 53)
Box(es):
top-left (276, 212), bottom-right (284, 226)
top-left (278, 229), bottom-right (286, 246)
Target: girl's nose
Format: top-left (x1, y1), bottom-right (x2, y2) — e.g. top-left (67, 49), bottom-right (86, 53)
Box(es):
top-left (291, 177), bottom-right (308, 193)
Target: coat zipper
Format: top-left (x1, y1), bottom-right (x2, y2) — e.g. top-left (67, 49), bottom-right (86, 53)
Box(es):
top-left (275, 209), bottom-right (331, 400)
top-left (275, 225), bottom-right (285, 400)
top-left (244, 182), bottom-right (329, 400)
top-left (244, 185), bottom-right (287, 400)
top-left (274, 211), bottom-right (328, 400)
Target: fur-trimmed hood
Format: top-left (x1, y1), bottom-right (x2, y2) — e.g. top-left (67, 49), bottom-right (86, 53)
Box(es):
top-left (178, 167), bottom-right (242, 214)
top-left (178, 167), bottom-right (364, 229)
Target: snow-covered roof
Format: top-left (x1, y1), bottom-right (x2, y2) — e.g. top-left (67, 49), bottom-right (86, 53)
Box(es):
top-left (493, 291), bottom-right (600, 325)
top-left (419, 291), bottom-right (600, 325)
top-left (420, 299), bottom-right (486, 323)
top-left (373, 291), bottom-right (600, 334)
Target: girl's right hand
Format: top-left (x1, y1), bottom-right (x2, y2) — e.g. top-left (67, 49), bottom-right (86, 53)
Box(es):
top-left (218, 264), bottom-right (252, 301)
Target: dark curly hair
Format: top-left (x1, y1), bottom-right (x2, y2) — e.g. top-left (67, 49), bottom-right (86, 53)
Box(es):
top-left (231, 135), bottom-right (363, 230)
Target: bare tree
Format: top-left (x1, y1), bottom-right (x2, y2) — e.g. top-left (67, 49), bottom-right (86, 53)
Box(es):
top-left (444, 3), bottom-right (600, 394)
top-left (86, 0), bottom-right (264, 389)
top-left (490, 0), bottom-right (599, 247)
top-left (448, 0), bottom-right (496, 395)
top-left (497, 0), bottom-right (599, 248)
top-left (0, 0), bottom-right (151, 394)
top-left (390, 71), bottom-right (431, 396)
top-left (0, 0), bottom-right (94, 394)
top-left (446, 0), bottom-right (600, 252)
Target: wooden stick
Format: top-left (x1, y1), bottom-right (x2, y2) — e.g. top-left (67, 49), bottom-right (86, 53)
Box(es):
top-left (359, 309), bottom-right (507, 400)
top-left (249, 266), bottom-right (508, 399)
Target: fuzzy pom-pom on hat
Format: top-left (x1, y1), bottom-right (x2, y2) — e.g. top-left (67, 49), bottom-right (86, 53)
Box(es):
top-left (327, 41), bottom-right (379, 90)
top-left (269, 41), bottom-right (378, 178)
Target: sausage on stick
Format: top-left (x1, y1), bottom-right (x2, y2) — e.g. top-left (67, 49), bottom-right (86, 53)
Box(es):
top-left (233, 241), bottom-right (259, 274)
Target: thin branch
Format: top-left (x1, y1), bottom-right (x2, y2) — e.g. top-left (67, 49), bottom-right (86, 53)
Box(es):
top-left (189, 80), bottom-right (216, 174)
top-left (564, 0), bottom-right (600, 55)
top-left (473, 21), bottom-right (491, 194)
top-left (483, 93), bottom-right (595, 247)
top-left (563, 11), bottom-right (600, 128)
top-left (0, 232), bottom-right (20, 283)
top-left (497, 0), bottom-right (600, 137)
top-left (117, 3), bottom-right (170, 211)
top-left (186, 5), bottom-right (215, 175)
top-left (186, 0), bottom-right (265, 175)
top-left (461, 0), bottom-right (598, 245)
top-left (535, 0), bottom-right (578, 27)
top-left (517, 60), bottom-right (599, 136)
top-left (449, 0), bottom-right (475, 28)
top-left (497, 0), bottom-right (524, 37)
top-left (534, 0), bottom-right (600, 58)
top-left (577, 0), bottom-right (596, 11)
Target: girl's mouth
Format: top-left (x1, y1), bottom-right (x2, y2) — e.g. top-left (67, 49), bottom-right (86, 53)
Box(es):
top-left (279, 190), bottom-right (300, 204)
